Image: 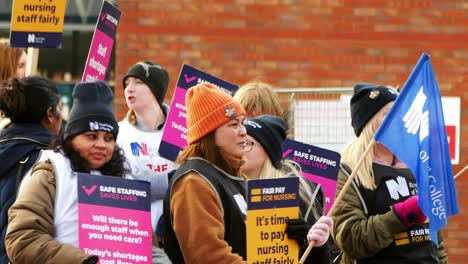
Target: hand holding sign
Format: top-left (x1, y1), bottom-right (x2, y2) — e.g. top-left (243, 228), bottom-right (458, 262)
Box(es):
top-left (285, 218), bottom-right (308, 243)
top-left (306, 216), bottom-right (333, 247)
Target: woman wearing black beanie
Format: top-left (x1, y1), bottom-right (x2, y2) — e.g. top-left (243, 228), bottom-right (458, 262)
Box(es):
top-left (330, 83), bottom-right (447, 264)
top-left (5, 80), bottom-right (127, 264)
top-left (118, 62), bottom-right (177, 248)
top-left (242, 114), bottom-right (333, 264)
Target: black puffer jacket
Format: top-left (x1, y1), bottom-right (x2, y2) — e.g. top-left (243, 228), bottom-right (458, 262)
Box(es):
top-left (0, 123), bottom-right (55, 264)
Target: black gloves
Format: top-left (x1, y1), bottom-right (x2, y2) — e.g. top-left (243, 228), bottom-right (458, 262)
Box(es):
top-left (83, 255), bottom-right (98, 264)
top-left (286, 218), bottom-right (309, 244)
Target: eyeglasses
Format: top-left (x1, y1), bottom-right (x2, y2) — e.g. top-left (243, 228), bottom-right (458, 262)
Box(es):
top-left (245, 140), bottom-right (255, 152)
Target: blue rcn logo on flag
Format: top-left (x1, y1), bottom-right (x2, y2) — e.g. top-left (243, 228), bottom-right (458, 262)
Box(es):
top-left (374, 53), bottom-right (459, 244)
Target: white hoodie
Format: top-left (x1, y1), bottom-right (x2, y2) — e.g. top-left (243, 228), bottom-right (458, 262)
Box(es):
top-left (117, 118), bottom-right (177, 231)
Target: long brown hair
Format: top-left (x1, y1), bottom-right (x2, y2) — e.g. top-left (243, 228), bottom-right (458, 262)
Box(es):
top-left (177, 132), bottom-right (243, 176)
top-left (0, 42), bottom-right (25, 80)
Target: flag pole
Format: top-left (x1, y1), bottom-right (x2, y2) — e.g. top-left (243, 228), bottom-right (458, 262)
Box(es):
top-left (299, 139), bottom-right (376, 263)
top-left (454, 165), bottom-right (468, 180)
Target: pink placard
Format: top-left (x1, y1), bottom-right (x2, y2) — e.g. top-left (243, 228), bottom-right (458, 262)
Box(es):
top-left (78, 173), bottom-right (152, 264)
top-left (82, 30), bottom-right (114, 82)
top-left (79, 204), bottom-right (152, 263)
top-left (163, 87), bottom-right (188, 147)
top-left (301, 172), bottom-right (337, 215)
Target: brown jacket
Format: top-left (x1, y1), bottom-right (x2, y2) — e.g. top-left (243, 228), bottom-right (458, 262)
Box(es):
top-left (170, 172), bottom-right (246, 263)
top-left (5, 161), bottom-right (93, 264)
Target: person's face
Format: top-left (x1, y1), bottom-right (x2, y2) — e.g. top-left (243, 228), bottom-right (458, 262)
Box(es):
top-left (124, 77), bottom-right (159, 112)
top-left (214, 116), bottom-right (247, 160)
top-left (49, 102), bottom-right (63, 135)
top-left (71, 131), bottom-right (116, 170)
top-left (242, 135), bottom-right (268, 179)
top-left (374, 101), bottom-right (394, 130)
top-left (40, 101), bottom-right (63, 135)
top-left (15, 50), bottom-right (27, 78)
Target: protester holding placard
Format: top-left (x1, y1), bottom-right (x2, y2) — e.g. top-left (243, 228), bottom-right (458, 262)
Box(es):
top-left (5, 81), bottom-right (127, 264)
top-left (118, 62), bottom-right (176, 243)
top-left (0, 40), bottom-right (27, 130)
top-left (242, 114), bottom-right (333, 263)
top-left (163, 83), bottom-right (248, 263)
top-left (330, 83), bottom-right (447, 263)
top-left (0, 76), bottom-right (62, 264)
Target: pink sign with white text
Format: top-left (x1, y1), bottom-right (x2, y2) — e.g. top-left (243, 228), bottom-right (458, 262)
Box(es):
top-left (164, 87), bottom-right (188, 148)
top-left (78, 173), bottom-right (151, 264)
top-left (282, 139), bottom-right (341, 214)
top-left (82, 30), bottom-right (114, 82)
top-left (159, 64), bottom-right (239, 161)
top-left (82, 1), bottom-right (120, 82)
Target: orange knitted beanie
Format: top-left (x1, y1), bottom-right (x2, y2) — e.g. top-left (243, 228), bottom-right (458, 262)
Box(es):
top-left (186, 83), bottom-right (245, 144)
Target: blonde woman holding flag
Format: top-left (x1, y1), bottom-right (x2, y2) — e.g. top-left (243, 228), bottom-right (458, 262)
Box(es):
top-left (330, 83), bottom-right (447, 264)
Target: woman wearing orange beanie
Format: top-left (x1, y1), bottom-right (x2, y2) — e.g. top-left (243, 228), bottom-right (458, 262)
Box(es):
top-left (163, 83), bottom-right (248, 263)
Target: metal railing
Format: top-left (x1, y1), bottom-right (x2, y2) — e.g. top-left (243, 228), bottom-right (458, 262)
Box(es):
top-left (274, 87), bottom-right (355, 153)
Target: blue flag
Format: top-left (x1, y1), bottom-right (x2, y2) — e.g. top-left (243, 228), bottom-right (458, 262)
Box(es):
top-left (374, 53), bottom-right (459, 244)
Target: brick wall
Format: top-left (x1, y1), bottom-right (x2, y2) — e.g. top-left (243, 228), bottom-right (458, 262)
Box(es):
top-left (115, 1), bottom-right (468, 261)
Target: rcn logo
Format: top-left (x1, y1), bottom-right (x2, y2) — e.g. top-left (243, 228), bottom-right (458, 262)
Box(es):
top-left (28, 33), bottom-right (35, 43)
top-left (385, 176), bottom-right (410, 200)
top-left (130, 142), bottom-right (149, 156)
top-left (27, 33), bottom-right (45, 44)
top-left (403, 86), bottom-right (429, 143)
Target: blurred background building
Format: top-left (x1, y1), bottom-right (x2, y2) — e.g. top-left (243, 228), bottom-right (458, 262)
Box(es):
top-left (1, 1), bottom-right (467, 261)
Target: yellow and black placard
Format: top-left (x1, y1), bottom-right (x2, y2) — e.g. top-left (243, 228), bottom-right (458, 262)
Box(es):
top-left (10, 0), bottom-right (67, 48)
top-left (247, 177), bottom-right (300, 264)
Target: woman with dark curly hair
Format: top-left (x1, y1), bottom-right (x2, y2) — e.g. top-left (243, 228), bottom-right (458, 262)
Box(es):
top-left (5, 81), bottom-right (128, 264)
top-left (0, 76), bottom-right (62, 264)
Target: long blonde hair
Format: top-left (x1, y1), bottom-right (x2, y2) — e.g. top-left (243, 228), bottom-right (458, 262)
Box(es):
top-left (255, 158), bottom-right (320, 220)
top-left (234, 81), bottom-right (284, 118)
top-left (340, 106), bottom-right (389, 190)
top-left (234, 80), bottom-right (292, 138)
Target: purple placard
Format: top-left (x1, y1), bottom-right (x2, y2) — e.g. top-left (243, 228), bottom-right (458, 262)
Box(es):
top-left (9, 32), bottom-right (63, 48)
top-left (81, 1), bottom-right (120, 82)
top-left (282, 139), bottom-right (341, 214)
top-left (78, 173), bottom-right (151, 264)
top-left (159, 64), bottom-right (239, 161)
top-left (247, 177), bottom-right (300, 210)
